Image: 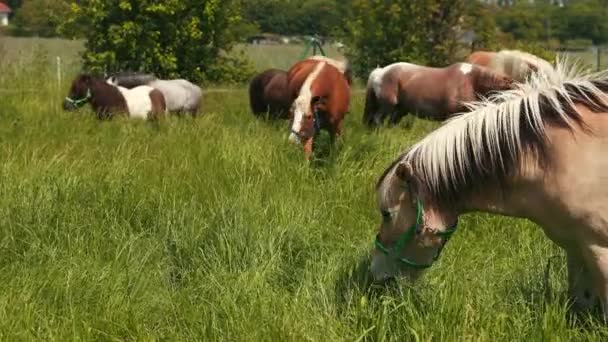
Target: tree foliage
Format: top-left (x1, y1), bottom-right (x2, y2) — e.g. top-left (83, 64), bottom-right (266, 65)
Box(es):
top-left (340, 0), bottom-right (465, 79)
top-left (11, 0), bottom-right (70, 37)
top-left (243, 0), bottom-right (339, 37)
top-left (62, 0), bottom-right (254, 84)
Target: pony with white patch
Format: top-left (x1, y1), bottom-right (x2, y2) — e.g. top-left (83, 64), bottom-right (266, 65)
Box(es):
top-left (63, 74), bottom-right (166, 120)
top-left (363, 62), bottom-right (514, 128)
top-left (371, 59), bottom-right (608, 317)
top-left (286, 58), bottom-right (351, 159)
top-left (107, 75), bottom-right (202, 116)
top-left (467, 49), bottom-right (557, 83)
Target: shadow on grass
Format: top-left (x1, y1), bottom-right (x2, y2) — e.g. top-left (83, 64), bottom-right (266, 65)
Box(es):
top-left (332, 256), bottom-right (428, 317)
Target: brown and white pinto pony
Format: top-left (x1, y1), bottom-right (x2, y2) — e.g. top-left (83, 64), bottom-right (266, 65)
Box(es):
top-left (63, 74), bottom-right (166, 120)
top-left (287, 58), bottom-right (351, 159)
top-left (363, 62), bottom-right (514, 128)
top-left (248, 69), bottom-right (291, 120)
top-left (466, 49), bottom-right (556, 83)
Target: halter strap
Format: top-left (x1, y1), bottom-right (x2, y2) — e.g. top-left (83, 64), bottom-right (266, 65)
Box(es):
top-left (65, 89), bottom-right (92, 107)
top-left (374, 200), bottom-right (458, 269)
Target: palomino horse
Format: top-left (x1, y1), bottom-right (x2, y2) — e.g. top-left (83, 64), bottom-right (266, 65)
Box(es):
top-left (363, 62), bottom-right (514, 128)
top-left (287, 58), bottom-right (351, 159)
top-left (107, 74), bottom-right (202, 115)
top-left (248, 69), bottom-right (291, 120)
top-left (466, 49), bottom-right (556, 83)
top-left (370, 61), bottom-right (608, 317)
top-left (63, 74), bottom-right (166, 120)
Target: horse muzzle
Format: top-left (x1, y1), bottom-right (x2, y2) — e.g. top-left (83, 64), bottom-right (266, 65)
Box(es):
top-left (62, 100), bottom-right (77, 111)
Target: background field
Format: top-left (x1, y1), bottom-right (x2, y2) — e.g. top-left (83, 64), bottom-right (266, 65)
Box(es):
top-left (1, 37), bottom-right (608, 340)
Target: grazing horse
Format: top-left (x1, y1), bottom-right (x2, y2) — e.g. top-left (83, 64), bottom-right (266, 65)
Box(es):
top-left (287, 59), bottom-right (351, 159)
top-left (107, 75), bottom-right (202, 115)
top-left (370, 60), bottom-right (608, 317)
top-left (63, 74), bottom-right (166, 120)
top-left (363, 62), bottom-right (514, 128)
top-left (466, 50), bottom-right (556, 82)
top-left (248, 69), bottom-right (291, 120)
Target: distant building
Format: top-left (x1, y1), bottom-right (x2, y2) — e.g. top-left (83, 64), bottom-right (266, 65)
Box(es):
top-left (0, 2), bottom-right (11, 27)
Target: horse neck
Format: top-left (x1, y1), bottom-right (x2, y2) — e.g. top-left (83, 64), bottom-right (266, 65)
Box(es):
top-left (457, 159), bottom-right (546, 220)
top-left (471, 68), bottom-right (506, 95)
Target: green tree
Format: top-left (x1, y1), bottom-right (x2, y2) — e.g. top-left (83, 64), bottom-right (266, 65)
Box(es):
top-left (63, 0), bottom-right (254, 84)
top-left (340, 0), bottom-right (465, 79)
top-left (11, 0), bottom-right (70, 37)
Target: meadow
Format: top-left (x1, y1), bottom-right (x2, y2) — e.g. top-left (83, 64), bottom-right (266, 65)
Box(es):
top-left (1, 37), bottom-right (608, 340)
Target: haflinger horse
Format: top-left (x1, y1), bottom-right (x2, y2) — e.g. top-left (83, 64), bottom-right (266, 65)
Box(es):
top-left (107, 74), bottom-right (202, 116)
top-left (248, 69), bottom-right (291, 120)
top-left (466, 49), bottom-right (557, 83)
top-left (287, 58), bottom-right (351, 159)
top-left (370, 60), bottom-right (608, 317)
top-left (63, 74), bottom-right (166, 120)
top-left (363, 62), bottom-right (514, 128)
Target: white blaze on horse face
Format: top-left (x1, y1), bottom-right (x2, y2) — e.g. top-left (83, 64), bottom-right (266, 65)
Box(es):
top-left (459, 63), bottom-right (473, 75)
top-left (289, 62), bottom-right (326, 144)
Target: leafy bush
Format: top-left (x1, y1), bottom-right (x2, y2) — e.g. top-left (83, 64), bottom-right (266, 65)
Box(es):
top-left (62, 0), bottom-right (255, 84)
top-left (339, 0), bottom-right (465, 79)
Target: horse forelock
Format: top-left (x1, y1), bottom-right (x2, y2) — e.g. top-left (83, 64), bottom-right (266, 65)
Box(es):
top-left (386, 58), bottom-right (608, 204)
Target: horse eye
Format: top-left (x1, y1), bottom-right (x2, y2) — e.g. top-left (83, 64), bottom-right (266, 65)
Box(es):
top-left (381, 210), bottom-right (392, 220)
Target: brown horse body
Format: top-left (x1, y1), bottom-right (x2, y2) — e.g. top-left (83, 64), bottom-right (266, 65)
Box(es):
top-left (63, 74), bottom-right (166, 120)
top-left (248, 69), bottom-right (291, 119)
top-left (286, 59), bottom-right (351, 159)
top-left (363, 62), bottom-right (514, 128)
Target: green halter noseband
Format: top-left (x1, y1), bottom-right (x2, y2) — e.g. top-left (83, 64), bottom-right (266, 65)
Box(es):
top-left (374, 200), bottom-right (458, 269)
top-left (65, 89), bottom-right (92, 108)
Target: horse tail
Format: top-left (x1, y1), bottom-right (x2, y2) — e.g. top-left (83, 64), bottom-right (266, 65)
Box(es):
top-left (149, 88), bottom-right (167, 120)
top-left (363, 82), bottom-right (380, 128)
top-left (248, 72), bottom-right (269, 117)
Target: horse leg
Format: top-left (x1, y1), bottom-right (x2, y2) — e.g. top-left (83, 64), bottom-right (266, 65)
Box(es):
top-left (566, 249), bottom-right (598, 313)
top-left (303, 137), bottom-right (314, 160)
top-left (579, 245), bottom-right (608, 320)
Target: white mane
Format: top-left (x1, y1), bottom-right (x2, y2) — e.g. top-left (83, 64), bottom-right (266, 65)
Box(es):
top-left (389, 58), bottom-right (608, 199)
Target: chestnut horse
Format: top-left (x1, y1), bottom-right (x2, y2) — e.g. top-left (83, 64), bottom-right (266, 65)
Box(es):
top-left (287, 59), bottom-right (351, 159)
top-left (248, 69), bottom-right (291, 120)
top-left (371, 61), bottom-right (608, 317)
top-left (247, 56), bottom-right (352, 120)
top-left (466, 49), bottom-right (556, 82)
top-left (63, 74), bottom-right (166, 120)
top-left (363, 62), bottom-right (514, 128)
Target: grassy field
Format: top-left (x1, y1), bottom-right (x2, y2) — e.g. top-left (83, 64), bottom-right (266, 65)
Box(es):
top-left (1, 37), bottom-right (608, 340)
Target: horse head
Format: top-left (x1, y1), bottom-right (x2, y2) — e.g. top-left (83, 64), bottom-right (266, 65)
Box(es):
top-left (288, 94), bottom-right (327, 144)
top-left (63, 74), bottom-right (95, 111)
top-left (371, 159), bottom-right (458, 283)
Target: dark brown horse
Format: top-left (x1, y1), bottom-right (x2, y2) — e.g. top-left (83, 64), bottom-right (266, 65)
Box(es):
top-left (248, 69), bottom-right (291, 120)
top-left (286, 58), bottom-right (351, 159)
top-left (63, 74), bottom-right (166, 120)
top-left (362, 62), bottom-right (514, 128)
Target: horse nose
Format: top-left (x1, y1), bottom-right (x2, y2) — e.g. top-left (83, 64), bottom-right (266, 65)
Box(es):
top-left (62, 100), bottom-right (73, 111)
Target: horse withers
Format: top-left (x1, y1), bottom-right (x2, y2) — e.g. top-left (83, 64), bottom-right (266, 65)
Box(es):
top-left (63, 74), bottom-right (166, 120)
top-left (107, 74), bottom-right (202, 116)
top-left (286, 58), bottom-right (351, 159)
top-left (363, 62), bottom-right (514, 128)
top-left (370, 61), bottom-right (608, 318)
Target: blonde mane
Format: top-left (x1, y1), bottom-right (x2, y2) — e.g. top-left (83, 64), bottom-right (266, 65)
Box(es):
top-left (492, 50), bottom-right (557, 82)
top-left (307, 56), bottom-right (349, 75)
top-left (380, 59), bottom-right (608, 202)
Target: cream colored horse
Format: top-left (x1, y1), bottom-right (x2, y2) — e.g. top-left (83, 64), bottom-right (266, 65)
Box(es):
top-left (371, 60), bottom-right (608, 317)
top-left (467, 49), bottom-right (557, 83)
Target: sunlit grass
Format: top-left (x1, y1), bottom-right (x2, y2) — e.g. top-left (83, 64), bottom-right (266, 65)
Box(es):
top-left (0, 38), bottom-right (608, 340)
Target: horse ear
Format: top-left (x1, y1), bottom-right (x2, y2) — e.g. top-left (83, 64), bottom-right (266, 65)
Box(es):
top-left (395, 161), bottom-right (414, 182)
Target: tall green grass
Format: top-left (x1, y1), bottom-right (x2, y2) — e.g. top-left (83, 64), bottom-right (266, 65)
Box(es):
top-left (1, 38), bottom-right (608, 340)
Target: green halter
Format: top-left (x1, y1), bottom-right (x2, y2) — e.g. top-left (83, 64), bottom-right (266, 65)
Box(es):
top-left (65, 89), bottom-right (92, 107)
top-left (374, 200), bottom-right (458, 269)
